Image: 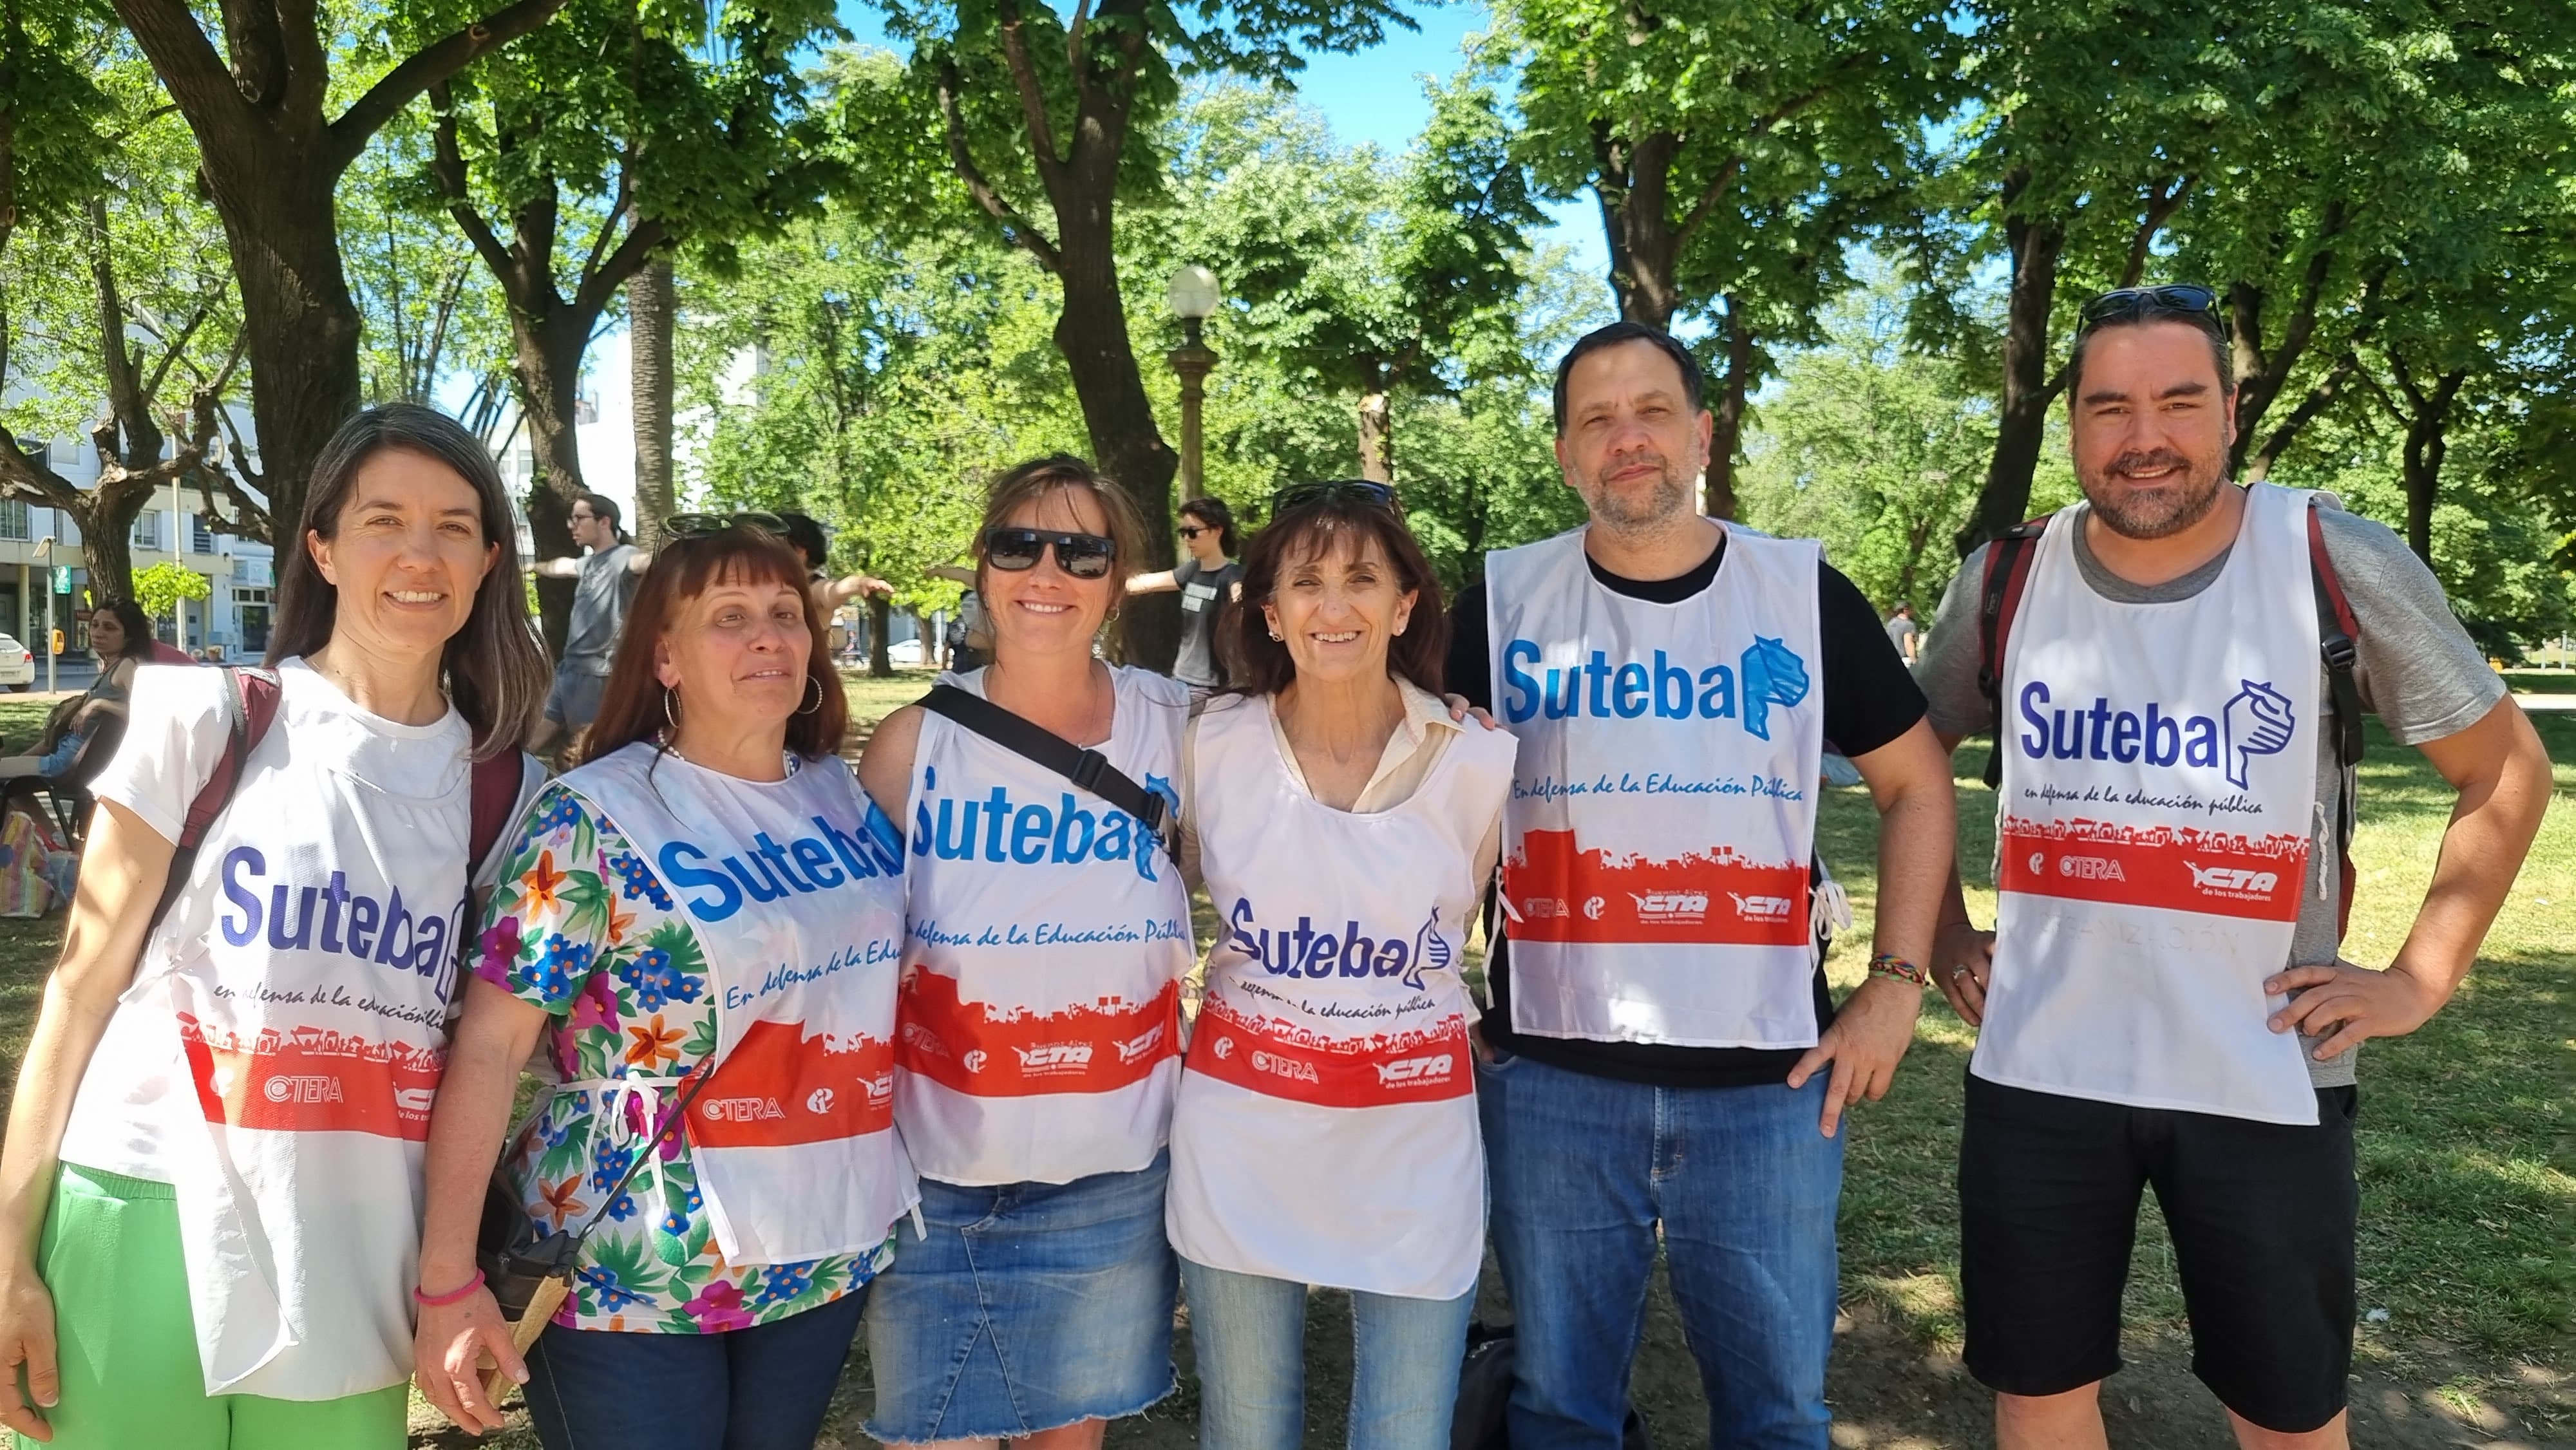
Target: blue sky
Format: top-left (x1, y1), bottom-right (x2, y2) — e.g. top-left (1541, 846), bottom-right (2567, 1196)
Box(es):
top-left (828, 0), bottom-right (1605, 274)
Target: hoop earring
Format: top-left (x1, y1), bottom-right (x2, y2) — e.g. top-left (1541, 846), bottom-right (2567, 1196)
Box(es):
top-left (797, 675), bottom-right (825, 715)
top-left (663, 687), bottom-right (680, 731)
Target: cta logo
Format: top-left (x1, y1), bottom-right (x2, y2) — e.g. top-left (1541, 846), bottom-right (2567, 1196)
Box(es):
top-left (860, 1073), bottom-right (895, 1108)
top-left (1501, 637), bottom-right (1810, 739)
top-left (1727, 892), bottom-right (1794, 922)
top-left (1115, 1024), bottom-right (1166, 1064)
top-left (1014, 1042), bottom-right (1094, 1075)
top-left (1375, 1054), bottom-right (1455, 1088)
top-left (2017, 679), bottom-right (2294, 789)
top-left (2187, 861), bottom-right (2280, 899)
top-left (1629, 890), bottom-right (1707, 925)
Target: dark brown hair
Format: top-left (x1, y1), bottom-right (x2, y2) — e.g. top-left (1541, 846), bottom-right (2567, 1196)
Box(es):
top-left (91, 600), bottom-right (155, 663)
top-left (1226, 493), bottom-right (1448, 697)
top-left (1179, 496), bottom-right (1238, 556)
top-left (976, 455), bottom-right (1148, 615)
top-left (582, 527), bottom-right (848, 762)
top-left (268, 404), bottom-right (549, 757)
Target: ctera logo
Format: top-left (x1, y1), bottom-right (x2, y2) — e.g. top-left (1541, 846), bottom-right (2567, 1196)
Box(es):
top-left (1228, 898), bottom-right (1452, 990)
top-left (1499, 637), bottom-right (1810, 739)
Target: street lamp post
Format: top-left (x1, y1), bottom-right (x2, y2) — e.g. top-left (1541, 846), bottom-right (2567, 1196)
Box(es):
top-left (1165, 265), bottom-right (1221, 501)
top-left (33, 537), bottom-right (54, 695)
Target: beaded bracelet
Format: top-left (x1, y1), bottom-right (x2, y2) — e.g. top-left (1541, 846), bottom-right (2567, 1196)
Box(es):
top-left (1867, 953), bottom-right (1930, 987)
top-left (413, 1269), bottom-right (486, 1307)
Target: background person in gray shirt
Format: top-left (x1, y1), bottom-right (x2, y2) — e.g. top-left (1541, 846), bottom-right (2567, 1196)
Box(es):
top-left (1917, 287), bottom-right (2550, 1450)
top-left (531, 493), bottom-right (643, 757)
top-left (1127, 496), bottom-right (1242, 692)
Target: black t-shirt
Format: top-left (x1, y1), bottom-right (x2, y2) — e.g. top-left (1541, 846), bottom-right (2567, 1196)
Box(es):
top-left (1446, 531), bottom-right (1926, 1088)
top-left (1172, 559), bottom-right (1245, 688)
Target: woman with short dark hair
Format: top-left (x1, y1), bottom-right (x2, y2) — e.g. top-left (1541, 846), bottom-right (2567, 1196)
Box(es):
top-left (1126, 495), bottom-right (1244, 694)
top-left (1167, 481), bottom-right (1511, 1450)
top-left (0, 402), bottom-right (547, 1447)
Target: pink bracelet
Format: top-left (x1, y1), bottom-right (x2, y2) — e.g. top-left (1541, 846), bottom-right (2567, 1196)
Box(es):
top-left (413, 1270), bottom-right (485, 1307)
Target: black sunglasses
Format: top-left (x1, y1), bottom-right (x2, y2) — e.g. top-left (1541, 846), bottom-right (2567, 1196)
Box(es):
top-left (666, 511), bottom-right (786, 537)
top-left (1269, 480), bottom-right (1398, 516)
top-left (1179, 525), bottom-right (1209, 540)
top-left (983, 527), bottom-right (1117, 579)
top-left (2076, 285), bottom-right (2229, 339)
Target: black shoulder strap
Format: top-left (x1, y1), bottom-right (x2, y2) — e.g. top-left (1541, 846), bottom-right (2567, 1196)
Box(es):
top-left (918, 683), bottom-right (1174, 848)
top-left (1975, 518), bottom-right (2050, 789)
top-left (150, 666), bottom-right (282, 934)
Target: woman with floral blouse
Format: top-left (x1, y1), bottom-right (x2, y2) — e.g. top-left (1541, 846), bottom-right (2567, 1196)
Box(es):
top-left (410, 521), bottom-right (916, 1449)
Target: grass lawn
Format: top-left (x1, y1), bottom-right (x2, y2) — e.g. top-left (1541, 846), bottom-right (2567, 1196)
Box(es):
top-left (0, 681), bottom-right (2562, 1447)
top-left (2503, 670), bottom-right (2576, 696)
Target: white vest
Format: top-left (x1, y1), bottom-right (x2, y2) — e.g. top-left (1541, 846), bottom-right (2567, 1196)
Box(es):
top-left (1973, 485), bottom-right (2325, 1125)
top-left (1166, 695), bottom-right (1511, 1301)
top-left (895, 666), bottom-right (1193, 1185)
top-left (1487, 525), bottom-right (1825, 1048)
top-left (558, 744), bottom-right (919, 1261)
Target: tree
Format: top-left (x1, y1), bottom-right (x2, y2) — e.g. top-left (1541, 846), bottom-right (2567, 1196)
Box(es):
top-left (132, 558), bottom-right (211, 625)
top-left (108, 0), bottom-right (572, 536)
top-left (424, 0), bottom-right (842, 642)
top-left (0, 0), bottom-right (113, 261)
top-left (629, 255), bottom-right (676, 548)
top-left (1162, 78), bottom-right (1539, 484)
top-left (837, 0), bottom-right (1410, 668)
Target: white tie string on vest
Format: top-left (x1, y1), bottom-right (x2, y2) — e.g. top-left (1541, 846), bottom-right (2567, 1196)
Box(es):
top-left (1486, 525), bottom-right (1828, 1049)
top-left (1972, 485), bottom-right (2326, 1125)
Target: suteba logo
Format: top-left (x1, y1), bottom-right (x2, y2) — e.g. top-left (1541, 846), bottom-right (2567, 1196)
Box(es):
top-left (2017, 679), bottom-right (2294, 789)
top-left (1499, 637), bottom-right (1809, 739)
top-left (658, 807), bottom-right (905, 925)
top-left (910, 766), bottom-right (1171, 883)
top-left (1227, 897), bottom-right (1452, 989)
top-left (220, 851), bottom-right (457, 977)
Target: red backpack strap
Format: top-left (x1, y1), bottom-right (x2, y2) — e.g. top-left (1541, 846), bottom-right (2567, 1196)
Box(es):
top-left (149, 667), bottom-right (283, 932)
top-left (2307, 501), bottom-right (2363, 937)
top-left (468, 746), bottom-right (524, 876)
top-left (1976, 517), bottom-right (2051, 788)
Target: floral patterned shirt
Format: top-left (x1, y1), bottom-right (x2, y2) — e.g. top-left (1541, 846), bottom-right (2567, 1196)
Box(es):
top-left (475, 777), bottom-right (893, 1333)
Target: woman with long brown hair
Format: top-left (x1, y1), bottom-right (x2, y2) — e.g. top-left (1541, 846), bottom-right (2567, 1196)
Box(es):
top-left (412, 518), bottom-right (916, 1450)
top-left (0, 403), bottom-right (547, 1447)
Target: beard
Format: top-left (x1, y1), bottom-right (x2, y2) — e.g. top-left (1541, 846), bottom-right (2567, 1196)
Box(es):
top-left (2079, 446), bottom-right (2230, 540)
top-left (1581, 452), bottom-right (1696, 530)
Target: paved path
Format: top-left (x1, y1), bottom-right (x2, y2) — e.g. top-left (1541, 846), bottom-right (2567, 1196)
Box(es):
top-left (2514, 693), bottom-right (2576, 711)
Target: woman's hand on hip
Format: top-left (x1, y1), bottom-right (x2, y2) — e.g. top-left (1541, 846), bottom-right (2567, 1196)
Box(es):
top-left (414, 1286), bottom-right (527, 1435)
top-left (0, 1260), bottom-right (59, 1441)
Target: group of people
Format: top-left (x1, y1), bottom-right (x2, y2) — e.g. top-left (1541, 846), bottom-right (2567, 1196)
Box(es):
top-left (0, 288), bottom-right (2549, 1450)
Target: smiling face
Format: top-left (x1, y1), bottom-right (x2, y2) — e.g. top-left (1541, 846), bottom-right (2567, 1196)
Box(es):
top-left (654, 566), bottom-right (811, 740)
top-left (981, 485), bottom-right (1116, 660)
top-left (1554, 340), bottom-right (1712, 531)
top-left (2069, 320), bottom-right (2238, 540)
top-left (306, 447), bottom-right (498, 661)
top-left (1260, 526), bottom-right (1416, 689)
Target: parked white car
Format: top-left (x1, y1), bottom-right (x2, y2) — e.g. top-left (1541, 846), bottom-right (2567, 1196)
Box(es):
top-left (0, 635), bottom-right (32, 690)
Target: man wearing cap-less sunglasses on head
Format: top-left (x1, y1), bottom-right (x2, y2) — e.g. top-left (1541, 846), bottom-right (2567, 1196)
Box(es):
top-left (1915, 285), bottom-right (2550, 1450)
top-left (1444, 321), bottom-right (1957, 1450)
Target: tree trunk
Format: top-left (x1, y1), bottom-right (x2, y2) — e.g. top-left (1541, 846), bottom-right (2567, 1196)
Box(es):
top-left (1962, 189), bottom-right (2063, 555)
top-left (1596, 131), bottom-right (1680, 332)
top-left (1705, 297), bottom-right (1754, 520)
top-left (2399, 368), bottom-right (2467, 565)
top-left (868, 593), bottom-right (893, 677)
top-left (82, 520), bottom-right (138, 609)
top-left (1051, 214), bottom-right (1180, 670)
top-left (209, 176), bottom-right (361, 540)
top-left (629, 255), bottom-right (677, 549)
top-left (1356, 361), bottom-right (1393, 484)
top-left (513, 309), bottom-right (591, 654)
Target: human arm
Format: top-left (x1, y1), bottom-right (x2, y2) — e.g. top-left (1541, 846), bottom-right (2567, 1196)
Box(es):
top-left (1927, 729), bottom-right (1996, 1026)
top-left (411, 980), bottom-right (551, 1434)
top-left (857, 704), bottom-right (925, 824)
top-left (1126, 570), bottom-right (1179, 596)
top-left (0, 803), bottom-right (175, 1439)
top-left (2265, 699), bottom-right (2550, 1056)
top-left (1786, 718), bottom-right (1955, 1136)
top-left (810, 574), bottom-right (893, 612)
top-left (531, 557), bottom-right (583, 579)
top-left (923, 564), bottom-right (976, 588)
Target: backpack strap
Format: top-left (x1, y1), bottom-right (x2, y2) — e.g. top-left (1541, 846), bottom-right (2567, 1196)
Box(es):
top-left (2307, 500), bottom-right (2363, 937)
top-left (468, 748), bottom-right (523, 876)
top-left (149, 666), bottom-right (283, 933)
top-left (917, 683), bottom-right (1175, 852)
top-left (1976, 518), bottom-right (2051, 788)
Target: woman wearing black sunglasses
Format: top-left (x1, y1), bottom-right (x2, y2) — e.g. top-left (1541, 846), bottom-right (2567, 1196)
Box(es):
top-left (856, 455), bottom-right (1191, 1449)
top-left (1125, 496), bottom-right (1243, 695)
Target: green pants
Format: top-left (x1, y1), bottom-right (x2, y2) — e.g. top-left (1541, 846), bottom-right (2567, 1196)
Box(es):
top-left (15, 1163), bottom-right (406, 1450)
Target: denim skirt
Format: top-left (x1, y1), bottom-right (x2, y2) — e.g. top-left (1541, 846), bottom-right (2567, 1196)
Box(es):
top-left (863, 1150), bottom-right (1177, 1442)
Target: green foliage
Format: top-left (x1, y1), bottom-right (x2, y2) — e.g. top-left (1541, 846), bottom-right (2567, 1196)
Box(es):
top-left (131, 560), bottom-right (210, 621)
top-left (1, 0), bottom-right (117, 252)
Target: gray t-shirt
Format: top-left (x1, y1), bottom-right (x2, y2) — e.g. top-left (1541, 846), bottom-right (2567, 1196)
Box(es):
top-left (1918, 498), bottom-right (2506, 1089)
top-left (1173, 558), bottom-right (1245, 688)
top-left (562, 542), bottom-right (639, 675)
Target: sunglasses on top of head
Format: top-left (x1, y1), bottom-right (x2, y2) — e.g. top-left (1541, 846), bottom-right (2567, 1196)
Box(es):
top-left (665, 510), bottom-right (786, 537)
top-left (2075, 285), bottom-right (2229, 338)
top-left (982, 527), bottom-right (1117, 579)
top-left (1269, 480), bottom-right (1398, 516)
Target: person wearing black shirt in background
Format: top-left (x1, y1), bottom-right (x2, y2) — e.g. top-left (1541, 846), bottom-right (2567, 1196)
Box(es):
top-left (1128, 497), bottom-right (1244, 694)
top-left (1448, 323), bottom-right (1954, 1450)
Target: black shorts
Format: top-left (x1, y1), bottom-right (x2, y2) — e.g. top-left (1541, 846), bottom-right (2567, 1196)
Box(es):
top-left (1958, 1071), bottom-right (2358, 1433)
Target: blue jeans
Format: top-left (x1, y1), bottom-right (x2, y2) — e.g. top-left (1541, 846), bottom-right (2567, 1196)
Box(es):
top-left (1180, 1257), bottom-right (1473, 1450)
top-left (524, 1286), bottom-right (866, 1450)
top-left (1477, 1051), bottom-right (1842, 1450)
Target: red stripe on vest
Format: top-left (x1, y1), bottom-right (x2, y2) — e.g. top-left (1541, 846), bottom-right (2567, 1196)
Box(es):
top-left (178, 1012), bottom-right (442, 1140)
top-left (1997, 816), bottom-right (2309, 923)
top-left (895, 970), bottom-right (1179, 1097)
top-left (1183, 996), bottom-right (1472, 1108)
top-left (1502, 827), bottom-right (1810, 945)
top-left (687, 1018), bottom-right (895, 1148)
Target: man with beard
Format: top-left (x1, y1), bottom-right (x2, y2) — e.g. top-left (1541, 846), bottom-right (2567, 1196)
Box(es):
top-left (1445, 321), bottom-right (1957, 1449)
top-left (1917, 287), bottom-right (2550, 1450)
